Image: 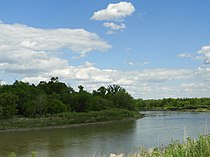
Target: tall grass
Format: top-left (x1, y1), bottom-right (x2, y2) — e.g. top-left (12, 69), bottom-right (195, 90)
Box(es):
top-left (112, 135), bottom-right (210, 157)
top-left (0, 109), bottom-right (141, 130)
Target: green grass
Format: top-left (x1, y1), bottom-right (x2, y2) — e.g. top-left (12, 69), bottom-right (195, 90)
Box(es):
top-left (127, 135), bottom-right (210, 157)
top-left (0, 109), bottom-right (141, 131)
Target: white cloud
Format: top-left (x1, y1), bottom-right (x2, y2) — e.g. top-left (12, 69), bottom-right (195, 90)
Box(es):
top-left (103, 22), bottom-right (126, 30)
top-left (91, 2), bottom-right (135, 21)
top-left (1, 56), bottom-right (209, 99)
top-left (178, 53), bottom-right (194, 58)
top-left (106, 30), bottom-right (116, 35)
top-left (0, 80), bottom-right (7, 85)
top-left (0, 22), bottom-right (111, 58)
top-left (178, 45), bottom-right (210, 65)
top-left (1, 22), bottom-right (210, 99)
top-left (124, 61), bottom-right (150, 66)
top-left (0, 22), bottom-right (112, 76)
top-left (198, 45), bottom-right (210, 64)
top-left (182, 82), bottom-right (210, 92)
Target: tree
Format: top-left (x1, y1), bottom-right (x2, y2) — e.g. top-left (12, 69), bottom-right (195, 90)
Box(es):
top-left (47, 95), bottom-right (67, 114)
top-left (38, 77), bottom-right (69, 95)
top-left (107, 84), bottom-right (123, 95)
top-left (97, 86), bottom-right (107, 96)
top-left (78, 85), bottom-right (84, 93)
top-left (73, 92), bottom-right (91, 112)
top-left (114, 90), bottom-right (135, 110)
top-left (23, 92), bottom-right (48, 117)
top-left (0, 93), bottom-right (18, 118)
top-left (88, 96), bottom-right (111, 111)
top-left (11, 80), bottom-right (33, 115)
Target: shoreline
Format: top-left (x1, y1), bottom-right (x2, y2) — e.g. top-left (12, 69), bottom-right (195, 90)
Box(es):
top-left (140, 108), bottom-right (210, 112)
top-left (0, 117), bottom-right (141, 133)
top-left (0, 109), bottom-right (141, 132)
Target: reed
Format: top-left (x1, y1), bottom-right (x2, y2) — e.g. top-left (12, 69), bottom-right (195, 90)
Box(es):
top-left (111, 135), bottom-right (210, 157)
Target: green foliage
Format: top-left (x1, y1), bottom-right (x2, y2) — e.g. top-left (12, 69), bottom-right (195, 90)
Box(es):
top-left (88, 96), bottom-right (111, 111)
top-left (47, 96), bottom-right (67, 114)
top-left (107, 85), bottom-right (136, 110)
top-left (1, 77), bottom-right (209, 120)
top-left (135, 97), bottom-right (210, 111)
top-left (109, 135), bottom-right (210, 157)
top-left (73, 92), bottom-right (91, 112)
top-left (149, 136), bottom-right (210, 157)
top-left (0, 93), bottom-right (18, 118)
top-left (37, 77), bottom-right (69, 95)
top-left (114, 90), bottom-right (135, 110)
top-left (0, 109), bottom-right (140, 130)
top-left (8, 152), bottom-right (16, 157)
top-left (0, 78), bottom-right (137, 119)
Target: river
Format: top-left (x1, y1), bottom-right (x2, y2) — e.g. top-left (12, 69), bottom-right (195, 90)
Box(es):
top-left (0, 111), bottom-right (210, 157)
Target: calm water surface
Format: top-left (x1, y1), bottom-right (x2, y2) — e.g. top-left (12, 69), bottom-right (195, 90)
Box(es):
top-left (0, 111), bottom-right (210, 157)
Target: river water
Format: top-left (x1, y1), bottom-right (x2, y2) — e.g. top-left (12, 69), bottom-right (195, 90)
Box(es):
top-left (0, 111), bottom-right (210, 157)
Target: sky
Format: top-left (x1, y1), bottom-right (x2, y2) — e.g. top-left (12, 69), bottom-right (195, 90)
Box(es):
top-left (0, 0), bottom-right (210, 99)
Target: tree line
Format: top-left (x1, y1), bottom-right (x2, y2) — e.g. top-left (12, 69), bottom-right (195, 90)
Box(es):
top-left (0, 77), bottom-right (136, 118)
top-left (135, 97), bottom-right (210, 111)
top-left (1, 77), bottom-right (210, 119)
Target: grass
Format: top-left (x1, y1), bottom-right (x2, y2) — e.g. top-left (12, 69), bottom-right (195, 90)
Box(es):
top-left (0, 109), bottom-right (141, 131)
top-left (120, 135), bottom-right (210, 157)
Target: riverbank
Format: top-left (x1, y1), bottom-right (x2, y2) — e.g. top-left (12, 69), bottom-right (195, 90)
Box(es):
top-left (110, 135), bottom-right (210, 157)
top-left (140, 108), bottom-right (210, 112)
top-left (0, 109), bottom-right (142, 132)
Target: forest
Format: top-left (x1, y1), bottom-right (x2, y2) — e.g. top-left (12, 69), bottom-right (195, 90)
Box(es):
top-left (0, 77), bottom-right (210, 119)
top-left (135, 97), bottom-right (210, 111)
top-left (0, 77), bottom-right (136, 119)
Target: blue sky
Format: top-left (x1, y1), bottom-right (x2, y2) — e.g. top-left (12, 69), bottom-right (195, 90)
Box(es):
top-left (0, 0), bottom-right (210, 99)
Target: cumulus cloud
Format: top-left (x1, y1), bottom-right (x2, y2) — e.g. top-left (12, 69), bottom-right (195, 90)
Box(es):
top-left (103, 22), bottom-right (126, 30)
top-left (91, 2), bottom-right (135, 21)
top-left (0, 22), bottom-right (111, 58)
top-left (91, 2), bottom-right (135, 35)
top-left (2, 68), bottom-right (209, 99)
top-left (0, 22), bottom-right (112, 76)
top-left (1, 22), bottom-right (209, 99)
top-left (178, 45), bottom-right (210, 65)
top-left (198, 45), bottom-right (210, 64)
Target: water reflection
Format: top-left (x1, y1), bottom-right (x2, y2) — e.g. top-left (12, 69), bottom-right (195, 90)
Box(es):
top-left (0, 121), bottom-right (136, 157)
top-left (0, 111), bottom-right (210, 157)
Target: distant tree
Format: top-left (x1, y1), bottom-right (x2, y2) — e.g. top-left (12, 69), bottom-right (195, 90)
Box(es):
top-left (78, 85), bottom-right (84, 93)
top-left (23, 92), bottom-right (48, 117)
top-left (47, 95), bottom-right (67, 114)
top-left (73, 92), bottom-right (91, 112)
top-left (11, 80), bottom-right (32, 115)
top-left (97, 86), bottom-right (107, 96)
top-left (0, 93), bottom-right (18, 118)
top-left (50, 77), bottom-right (59, 82)
top-left (38, 77), bottom-right (69, 95)
top-left (107, 84), bottom-right (123, 95)
top-left (114, 89), bottom-right (135, 110)
top-left (88, 96), bottom-right (111, 111)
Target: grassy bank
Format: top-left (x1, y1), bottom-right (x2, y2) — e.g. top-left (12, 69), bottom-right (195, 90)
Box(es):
top-left (0, 109), bottom-right (141, 131)
top-left (112, 135), bottom-right (210, 157)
